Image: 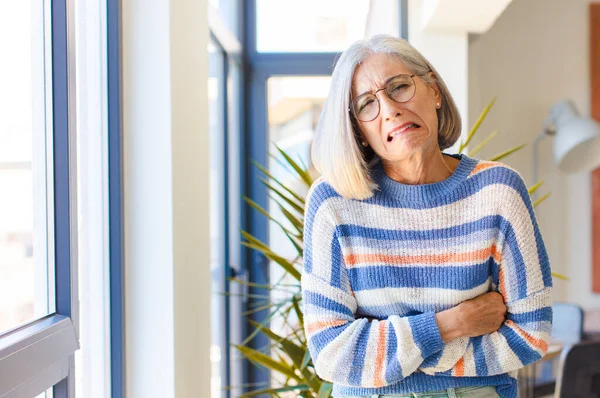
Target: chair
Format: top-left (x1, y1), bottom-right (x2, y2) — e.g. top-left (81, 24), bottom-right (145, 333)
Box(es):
top-left (551, 303), bottom-right (584, 344)
top-left (529, 303), bottom-right (584, 397)
top-left (554, 340), bottom-right (600, 397)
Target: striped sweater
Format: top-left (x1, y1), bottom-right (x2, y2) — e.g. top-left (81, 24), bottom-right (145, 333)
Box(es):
top-left (301, 154), bottom-right (553, 398)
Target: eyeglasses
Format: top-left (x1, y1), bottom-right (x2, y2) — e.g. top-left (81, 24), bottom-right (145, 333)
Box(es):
top-left (350, 74), bottom-right (416, 122)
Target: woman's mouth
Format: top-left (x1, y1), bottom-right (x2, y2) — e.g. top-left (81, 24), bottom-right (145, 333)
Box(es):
top-left (387, 123), bottom-right (421, 142)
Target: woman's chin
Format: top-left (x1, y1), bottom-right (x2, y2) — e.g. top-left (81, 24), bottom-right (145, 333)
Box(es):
top-left (385, 137), bottom-right (423, 155)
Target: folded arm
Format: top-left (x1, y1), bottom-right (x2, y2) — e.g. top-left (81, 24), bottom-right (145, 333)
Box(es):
top-left (419, 170), bottom-right (553, 376)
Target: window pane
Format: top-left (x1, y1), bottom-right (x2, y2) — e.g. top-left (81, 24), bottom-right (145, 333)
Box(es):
top-left (208, 40), bottom-right (226, 398)
top-left (35, 388), bottom-right (53, 398)
top-left (256, 0), bottom-right (398, 52)
top-left (209, 0), bottom-right (239, 38)
top-left (226, 60), bottom-right (244, 398)
top-left (0, 1), bottom-right (54, 334)
top-left (266, 76), bottom-right (330, 388)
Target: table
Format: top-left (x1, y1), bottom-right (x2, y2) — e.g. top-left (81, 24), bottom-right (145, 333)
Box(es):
top-left (518, 344), bottom-right (563, 398)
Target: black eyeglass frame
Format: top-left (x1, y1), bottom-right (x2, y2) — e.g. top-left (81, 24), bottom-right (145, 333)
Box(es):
top-left (349, 73), bottom-right (417, 122)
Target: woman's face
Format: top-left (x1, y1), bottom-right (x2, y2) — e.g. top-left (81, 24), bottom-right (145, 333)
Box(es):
top-left (351, 53), bottom-right (441, 162)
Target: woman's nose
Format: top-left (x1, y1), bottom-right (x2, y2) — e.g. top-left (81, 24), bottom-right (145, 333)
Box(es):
top-left (378, 92), bottom-right (404, 120)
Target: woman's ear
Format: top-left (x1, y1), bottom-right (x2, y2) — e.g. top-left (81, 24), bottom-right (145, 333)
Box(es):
top-left (426, 72), bottom-right (441, 100)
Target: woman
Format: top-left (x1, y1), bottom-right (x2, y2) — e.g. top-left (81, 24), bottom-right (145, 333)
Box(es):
top-left (301, 35), bottom-right (552, 398)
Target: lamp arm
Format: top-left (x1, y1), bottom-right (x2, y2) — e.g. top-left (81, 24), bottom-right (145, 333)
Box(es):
top-left (532, 116), bottom-right (555, 200)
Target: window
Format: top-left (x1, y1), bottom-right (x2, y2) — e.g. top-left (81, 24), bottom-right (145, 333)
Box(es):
top-left (209, 0), bottom-right (240, 38)
top-left (256, 0), bottom-right (371, 53)
top-left (256, 0), bottom-right (401, 53)
top-left (266, 76), bottom-right (330, 389)
top-left (0, 1), bottom-right (81, 396)
top-left (209, 39), bottom-right (227, 398)
top-left (209, 3), bottom-right (244, 398)
top-left (0, 0), bottom-right (55, 338)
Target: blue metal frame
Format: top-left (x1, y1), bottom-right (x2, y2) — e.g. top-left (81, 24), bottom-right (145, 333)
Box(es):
top-left (51, 1), bottom-right (72, 396)
top-left (107, 0), bottom-right (125, 397)
top-left (209, 34), bottom-right (234, 398)
top-left (241, 1), bottom-right (267, 391)
top-left (222, 55), bottom-right (233, 398)
top-left (399, 0), bottom-right (409, 40)
top-left (52, 0), bottom-right (71, 321)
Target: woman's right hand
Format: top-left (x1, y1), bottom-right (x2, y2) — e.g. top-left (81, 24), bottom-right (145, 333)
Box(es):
top-left (435, 291), bottom-right (507, 343)
top-left (456, 291), bottom-right (507, 337)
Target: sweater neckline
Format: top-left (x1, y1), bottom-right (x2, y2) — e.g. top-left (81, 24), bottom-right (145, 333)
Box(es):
top-left (370, 153), bottom-right (477, 203)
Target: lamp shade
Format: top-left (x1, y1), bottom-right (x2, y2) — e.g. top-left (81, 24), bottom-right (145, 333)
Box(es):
top-left (551, 100), bottom-right (600, 173)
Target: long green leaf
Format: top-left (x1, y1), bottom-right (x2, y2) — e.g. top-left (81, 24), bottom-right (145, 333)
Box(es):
top-left (532, 192), bottom-right (551, 207)
top-left (528, 181), bottom-right (544, 196)
top-left (292, 295), bottom-right (304, 330)
top-left (267, 193), bottom-right (304, 231)
top-left (277, 200), bottom-right (304, 235)
top-left (241, 231), bottom-right (302, 277)
top-left (249, 320), bottom-right (305, 366)
top-left (253, 161), bottom-right (306, 204)
top-left (218, 292), bottom-right (271, 299)
top-left (249, 319), bottom-right (321, 392)
top-left (261, 193), bottom-right (304, 254)
top-left (228, 277), bottom-right (298, 292)
top-left (235, 345), bottom-right (300, 381)
top-left (489, 144), bottom-right (526, 162)
top-left (459, 97), bottom-right (497, 153)
top-left (467, 130), bottom-right (498, 157)
top-left (243, 299), bottom-right (293, 316)
top-left (262, 178), bottom-right (305, 215)
top-left (552, 271), bottom-right (569, 281)
top-left (227, 278), bottom-right (273, 291)
top-left (298, 155), bottom-right (309, 172)
top-left (244, 196), bottom-right (299, 237)
top-left (241, 230), bottom-right (271, 251)
top-left (241, 242), bottom-right (302, 281)
top-left (300, 348), bottom-right (312, 370)
top-left (239, 384), bottom-right (310, 398)
top-left (239, 302), bottom-right (287, 346)
top-left (282, 228), bottom-right (303, 257)
top-left (317, 382), bottom-right (333, 398)
top-left (274, 144), bottom-right (314, 186)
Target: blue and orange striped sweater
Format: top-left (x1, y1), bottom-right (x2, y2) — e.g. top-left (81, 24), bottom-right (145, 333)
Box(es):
top-left (301, 154), bottom-right (553, 398)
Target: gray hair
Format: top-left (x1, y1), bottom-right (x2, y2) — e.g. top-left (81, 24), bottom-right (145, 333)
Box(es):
top-left (310, 34), bottom-right (462, 200)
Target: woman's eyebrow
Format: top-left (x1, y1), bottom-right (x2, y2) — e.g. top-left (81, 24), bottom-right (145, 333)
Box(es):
top-left (355, 74), bottom-right (402, 98)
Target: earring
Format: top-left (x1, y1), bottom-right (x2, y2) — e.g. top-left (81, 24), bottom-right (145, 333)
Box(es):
top-left (436, 103), bottom-right (441, 109)
top-left (361, 141), bottom-right (368, 147)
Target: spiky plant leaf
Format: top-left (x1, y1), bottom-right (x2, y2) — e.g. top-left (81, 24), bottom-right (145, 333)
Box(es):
top-left (274, 144), bottom-right (314, 186)
top-left (467, 130), bottom-right (498, 157)
top-left (489, 144), bottom-right (527, 162)
top-left (532, 192), bottom-right (551, 208)
top-left (239, 384), bottom-right (310, 397)
top-left (253, 160), bottom-right (307, 204)
top-left (244, 196), bottom-right (299, 237)
top-left (459, 97), bottom-right (497, 153)
top-left (235, 345), bottom-right (300, 381)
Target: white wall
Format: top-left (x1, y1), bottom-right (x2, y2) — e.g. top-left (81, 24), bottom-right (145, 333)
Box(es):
top-left (409, 0), bottom-right (469, 151)
top-left (469, 0), bottom-right (600, 308)
top-left (122, 0), bottom-right (211, 396)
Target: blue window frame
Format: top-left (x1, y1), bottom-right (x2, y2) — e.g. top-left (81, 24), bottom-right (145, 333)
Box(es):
top-left (107, 0), bottom-right (125, 396)
top-left (0, 0), bottom-right (80, 396)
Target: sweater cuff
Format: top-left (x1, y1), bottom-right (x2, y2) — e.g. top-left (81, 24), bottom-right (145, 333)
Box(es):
top-left (408, 311), bottom-right (445, 358)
